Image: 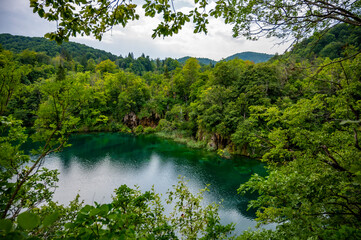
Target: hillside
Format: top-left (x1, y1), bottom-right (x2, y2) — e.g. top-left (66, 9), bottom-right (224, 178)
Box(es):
top-left (0, 33), bottom-right (117, 63)
top-left (178, 56), bottom-right (217, 65)
top-left (178, 52), bottom-right (274, 65)
top-left (287, 23), bottom-right (361, 59)
top-left (224, 52), bottom-right (274, 63)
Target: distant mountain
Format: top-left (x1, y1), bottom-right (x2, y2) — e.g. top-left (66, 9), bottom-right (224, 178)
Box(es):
top-left (0, 33), bottom-right (117, 62)
top-left (178, 56), bottom-right (217, 65)
top-left (177, 52), bottom-right (274, 65)
top-left (224, 51), bottom-right (274, 63)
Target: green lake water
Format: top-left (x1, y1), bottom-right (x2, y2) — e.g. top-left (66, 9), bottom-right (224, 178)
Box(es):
top-left (42, 133), bottom-right (271, 234)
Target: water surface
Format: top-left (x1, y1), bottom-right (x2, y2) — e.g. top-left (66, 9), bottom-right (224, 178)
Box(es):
top-left (42, 133), bottom-right (268, 234)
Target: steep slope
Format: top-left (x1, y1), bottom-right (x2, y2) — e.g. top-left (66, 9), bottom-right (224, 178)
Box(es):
top-left (287, 24), bottom-right (361, 60)
top-left (0, 34), bottom-right (117, 62)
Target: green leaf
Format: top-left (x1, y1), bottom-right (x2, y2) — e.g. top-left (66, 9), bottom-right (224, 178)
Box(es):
top-left (38, 9), bottom-right (45, 18)
top-left (80, 205), bottom-right (93, 214)
top-left (0, 219), bottom-right (12, 233)
top-left (17, 212), bottom-right (40, 230)
top-left (42, 211), bottom-right (60, 228)
top-left (64, 222), bottom-right (74, 229)
top-left (89, 208), bottom-right (100, 217)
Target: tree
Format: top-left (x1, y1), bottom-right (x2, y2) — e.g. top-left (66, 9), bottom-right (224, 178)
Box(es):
top-left (212, 59), bottom-right (249, 87)
top-left (31, 0), bottom-right (361, 44)
top-left (0, 50), bottom-right (30, 115)
top-left (235, 56), bottom-right (361, 239)
top-left (1, 73), bottom-right (81, 219)
top-left (172, 58), bottom-right (201, 103)
top-left (95, 59), bottom-right (118, 73)
top-left (86, 58), bottom-right (96, 72)
top-left (212, 0), bottom-right (361, 41)
top-left (1, 179), bottom-right (234, 239)
top-left (0, 116), bottom-right (58, 220)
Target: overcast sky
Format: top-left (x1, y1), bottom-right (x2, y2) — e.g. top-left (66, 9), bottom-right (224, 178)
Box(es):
top-left (0, 0), bottom-right (290, 60)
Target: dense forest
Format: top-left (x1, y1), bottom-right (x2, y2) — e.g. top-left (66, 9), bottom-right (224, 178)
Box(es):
top-left (1, 14), bottom-right (361, 240)
top-left (0, 34), bottom-right (274, 75)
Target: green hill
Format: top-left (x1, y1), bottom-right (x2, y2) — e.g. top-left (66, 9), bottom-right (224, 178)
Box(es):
top-left (178, 52), bottom-right (274, 65)
top-left (0, 34), bottom-right (117, 63)
top-left (224, 52), bottom-right (274, 63)
top-left (287, 24), bottom-right (361, 60)
top-left (177, 56), bottom-right (217, 65)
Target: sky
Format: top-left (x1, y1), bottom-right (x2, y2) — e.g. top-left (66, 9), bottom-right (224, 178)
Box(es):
top-left (0, 0), bottom-right (290, 61)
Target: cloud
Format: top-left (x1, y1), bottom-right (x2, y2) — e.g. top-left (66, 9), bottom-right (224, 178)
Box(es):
top-left (0, 0), bottom-right (290, 60)
top-left (0, 0), bottom-right (56, 36)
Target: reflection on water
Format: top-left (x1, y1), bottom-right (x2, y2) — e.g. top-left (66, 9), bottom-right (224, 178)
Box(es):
top-left (41, 133), bottom-right (269, 234)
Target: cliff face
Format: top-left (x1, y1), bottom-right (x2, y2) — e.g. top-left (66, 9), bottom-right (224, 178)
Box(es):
top-left (123, 112), bottom-right (160, 129)
top-left (123, 112), bottom-right (138, 129)
top-left (139, 114), bottom-right (160, 128)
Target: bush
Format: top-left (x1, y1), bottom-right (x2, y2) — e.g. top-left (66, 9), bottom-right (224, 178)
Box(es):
top-left (118, 123), bottom-right (132, 133)
top-left (155, 119), bottom-right (172, 132)
top-left (2, 179), bottom-right (235, 239)
top-left (144, 126), bottom-right (155, 134)
top-left (134, 125), bottom-right (144, 134)
top-left (217, 148), bottom-right (231, 159)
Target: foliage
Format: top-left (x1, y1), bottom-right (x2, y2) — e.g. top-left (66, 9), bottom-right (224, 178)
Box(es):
top-left (283, 23), bottom-right (361, 60)
top-left (134, 125), bottom-right (144, 134)
top-left (0, 116), bottom-right (60, 220)
top-left (96, 59), bottom-right (118, 74)
top-left (0, 34), bottom-right (116, 62)
top-left (143, 126), bottom-right (155, 134)
top-left (0, 196), bottom-right (83, 240)
top-left (237, 55), bottom-right (361, 239)
top-left (211, 0), bottom-right (361, 40)
top-left (1, 179), bottom-right (234, 239)
top-left (55, 180), bottom-right (233, 239)
top-left (2, 14), bottom-right (361, 238)
top-left (0, 50), bottom-right (30, 115)
top-left (166, 178), bottom-right (234, 239)
top-left (29, 0), bottom-right (361, 45)
top-left (155, 119), bottom-right (173, 132)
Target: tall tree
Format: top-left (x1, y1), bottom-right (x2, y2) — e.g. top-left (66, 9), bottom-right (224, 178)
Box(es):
top-left (0, 50), bottom-right (29, 115)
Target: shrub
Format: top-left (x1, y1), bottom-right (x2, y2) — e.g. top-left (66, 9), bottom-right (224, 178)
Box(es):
top-left (118, 123), bottom-right (131, 133)
top-left (155, 119), bottom-right (172, 132)
top-left (134, 125), bottom-right (144, 134)
top-left (144, 126), bottom-right (155, 134)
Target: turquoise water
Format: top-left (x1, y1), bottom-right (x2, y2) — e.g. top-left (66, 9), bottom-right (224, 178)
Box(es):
top-left (42, 133), bottom-right (268, 234)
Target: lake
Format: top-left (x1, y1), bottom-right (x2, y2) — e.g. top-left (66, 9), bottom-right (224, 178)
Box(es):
top-left (42, 133), bottom-right (269, 235)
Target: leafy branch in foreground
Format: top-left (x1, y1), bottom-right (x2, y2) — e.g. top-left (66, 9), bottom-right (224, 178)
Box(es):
top-left (31, 0), bottom-right (361, 44)
top-left (1, 73), bottom-right (81, 219)
top-left (0, 116), bottom-right (59, 220)
top-left (1, 179), bottom-right (234, 239)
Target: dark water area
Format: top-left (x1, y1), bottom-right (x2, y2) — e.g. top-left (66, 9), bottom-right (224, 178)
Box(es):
top-left (41, 133), bottom-right (272, 234)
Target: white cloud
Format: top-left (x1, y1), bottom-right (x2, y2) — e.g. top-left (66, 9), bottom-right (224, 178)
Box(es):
top-left (0, 0), bottom-right (290, 60)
